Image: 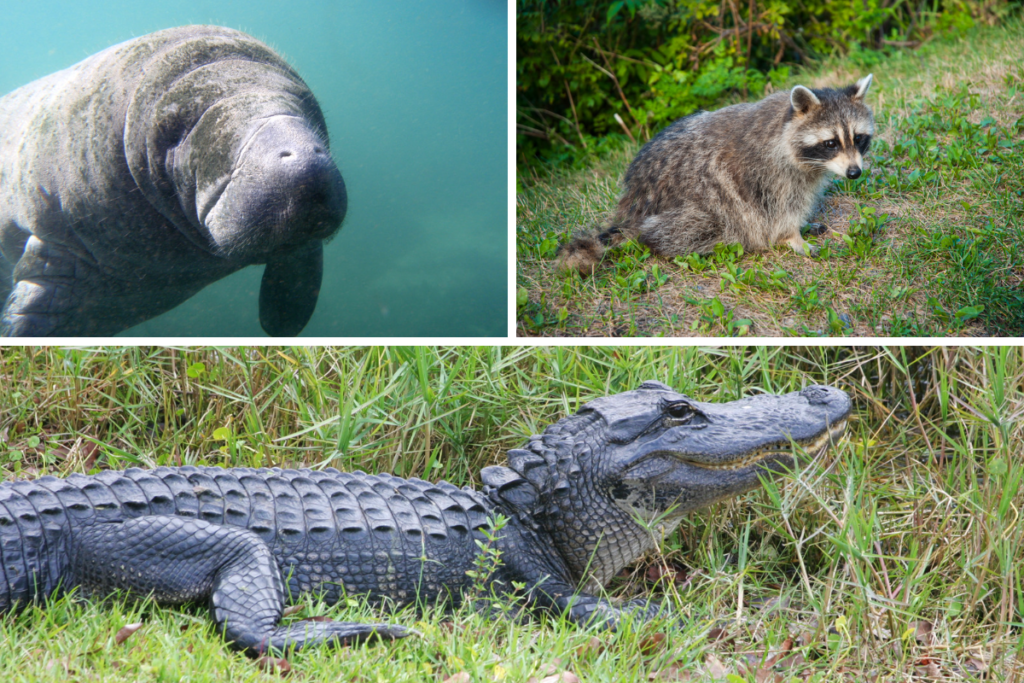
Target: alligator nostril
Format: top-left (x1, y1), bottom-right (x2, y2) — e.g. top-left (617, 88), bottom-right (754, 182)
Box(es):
top-left (801, 386), bottom-right (832, 404)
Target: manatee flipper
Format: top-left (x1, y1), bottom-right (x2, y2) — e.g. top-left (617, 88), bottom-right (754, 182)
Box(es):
top-left (259, 241), bottom-right (323, 336)
top-left (0, 236), bottom-right (87, 337)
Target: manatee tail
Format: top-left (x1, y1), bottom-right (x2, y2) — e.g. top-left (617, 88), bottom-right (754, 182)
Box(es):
top-left (555, 226), bottom-right (626, 274)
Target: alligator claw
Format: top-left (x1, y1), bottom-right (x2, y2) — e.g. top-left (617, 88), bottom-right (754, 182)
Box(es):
top-left (250, 621), bottom-right (418, 655)
top-left (291, 617), bottom-right (418, 640)
top-left (316, 621), bottom-right (417, 645)
top-left (371, 623), bottom-right (421, 640)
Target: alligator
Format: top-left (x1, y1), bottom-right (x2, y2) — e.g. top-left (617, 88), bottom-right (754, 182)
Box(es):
top-left (0, 381), bottom-right (850, 654)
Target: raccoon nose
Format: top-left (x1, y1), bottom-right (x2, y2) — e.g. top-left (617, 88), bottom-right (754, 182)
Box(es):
top-left (846, 167), bottom-right (862, 180)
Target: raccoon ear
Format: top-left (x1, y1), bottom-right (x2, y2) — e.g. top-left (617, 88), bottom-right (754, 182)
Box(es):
top-left (790, 86), bottom-right (821, 115)
top-left (851, 74), bottom-right (873, 101)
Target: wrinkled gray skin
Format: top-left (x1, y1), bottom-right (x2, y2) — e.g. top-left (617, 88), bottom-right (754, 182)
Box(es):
top-left (0, 381), bottom-right (849, 654)
top-left (0, 25), bottom-right (346, 336)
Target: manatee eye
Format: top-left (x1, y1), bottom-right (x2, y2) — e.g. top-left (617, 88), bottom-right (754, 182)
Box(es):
top-left (665, 402), bottom-right (693, 420)
top-left (823, 139), bottom-right (838, 149)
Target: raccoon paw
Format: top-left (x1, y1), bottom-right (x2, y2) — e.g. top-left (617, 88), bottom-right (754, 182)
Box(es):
top-left (802, 223), bottom-right (829, 237)
top-left (785, 235), bottom-right (820, 258)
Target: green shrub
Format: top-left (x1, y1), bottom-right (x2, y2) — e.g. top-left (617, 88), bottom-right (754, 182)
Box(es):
top-left (516, 0), bottom-right (1015, 174)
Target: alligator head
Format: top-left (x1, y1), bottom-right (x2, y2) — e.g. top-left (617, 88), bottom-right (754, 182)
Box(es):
top-left (482, 381), bottom-right (850, 591)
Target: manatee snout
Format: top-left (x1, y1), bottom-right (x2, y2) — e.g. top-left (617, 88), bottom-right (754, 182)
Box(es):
top-left (252, 115), bottom-right (346, 240)
top-left (205, 115), bottom-right (346, 258)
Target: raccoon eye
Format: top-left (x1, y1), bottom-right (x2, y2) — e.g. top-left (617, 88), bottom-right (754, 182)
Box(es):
top-left (854, 134), bottom-right (865, 144)
top-left (823, 139), bottom-right (838, 149)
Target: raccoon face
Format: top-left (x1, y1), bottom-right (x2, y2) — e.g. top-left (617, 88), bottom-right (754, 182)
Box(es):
top-left (790, 74), bottom-right (874, 179)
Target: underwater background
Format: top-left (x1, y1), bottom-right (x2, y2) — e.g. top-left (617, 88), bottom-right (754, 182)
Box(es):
top-left (0, 0), bottom-right (507, 337)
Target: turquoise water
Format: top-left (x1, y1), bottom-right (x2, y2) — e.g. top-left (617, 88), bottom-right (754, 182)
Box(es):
top-left (0, 0), bottom-right (507, 337)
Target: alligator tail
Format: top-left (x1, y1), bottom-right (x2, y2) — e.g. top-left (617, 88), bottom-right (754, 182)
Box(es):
top-left (555, 226), bottom-right (625, 274)
top-left (0, 486), bottom-right (63, 613)
top-left (0, 529), bottom-right (10, 612)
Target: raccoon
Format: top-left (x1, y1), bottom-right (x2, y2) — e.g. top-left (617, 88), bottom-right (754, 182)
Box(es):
top-left (557, 75), bottom-right (875, 273)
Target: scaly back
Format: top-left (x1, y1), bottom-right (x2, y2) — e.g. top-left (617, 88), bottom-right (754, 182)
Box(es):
top-left (0, 466), bottom-right (492, 611)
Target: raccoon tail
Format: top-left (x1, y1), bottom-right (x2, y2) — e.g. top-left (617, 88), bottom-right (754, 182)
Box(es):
top-left (555, 226), bottom-right (625, 274)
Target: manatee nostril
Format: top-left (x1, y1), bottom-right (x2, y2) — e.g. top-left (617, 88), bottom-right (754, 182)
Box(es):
top-left (279, 151), bottom-right (293, 159)
top-left (313, 146), bottom-right (325, 154)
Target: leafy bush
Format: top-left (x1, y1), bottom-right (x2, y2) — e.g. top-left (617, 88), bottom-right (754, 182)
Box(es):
top-left (517, 0), bottom-right (1015, 173)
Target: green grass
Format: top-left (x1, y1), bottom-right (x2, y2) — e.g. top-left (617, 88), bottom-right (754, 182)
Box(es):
top-left (516, 18), bottom-right (1024, 338)
top-left (1, 346), bottom-right (1023, 681)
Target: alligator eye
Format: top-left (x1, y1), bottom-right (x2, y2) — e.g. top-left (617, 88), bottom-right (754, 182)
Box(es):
top-left (823, 139), bottom-right (838, 149)
top-left (666, 403), bottom-right (693, 420)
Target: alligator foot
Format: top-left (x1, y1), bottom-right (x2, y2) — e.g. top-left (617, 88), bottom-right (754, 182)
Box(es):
top-left (530, 582), bottom-right (667, 631)
top-left (560, 594), bottom-right (666, 630)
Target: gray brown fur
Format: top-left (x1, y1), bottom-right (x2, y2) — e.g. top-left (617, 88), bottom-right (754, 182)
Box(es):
top-left (557, 76), bottom-right (874, 272)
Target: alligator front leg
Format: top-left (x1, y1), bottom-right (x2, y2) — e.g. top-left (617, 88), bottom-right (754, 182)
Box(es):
top-left (552, 592), bottom-right (664, 629)
top-left (523, 576), bottom-right (664, 630)
top-left (68, 516), bottom-right (413, 654)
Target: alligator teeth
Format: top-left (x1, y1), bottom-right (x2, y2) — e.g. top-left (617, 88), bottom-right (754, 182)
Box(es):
top-left (686, 418), bottom-right (848, 471)
top-left (686, 450), bottom-right (781, 471)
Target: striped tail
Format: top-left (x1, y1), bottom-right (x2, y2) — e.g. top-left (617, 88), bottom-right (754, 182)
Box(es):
top-left (555, 226), bottom-right (624, 274)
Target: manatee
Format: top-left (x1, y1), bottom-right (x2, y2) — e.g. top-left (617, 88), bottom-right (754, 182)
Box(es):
top-left (0, 25), bottom-right (346, 336)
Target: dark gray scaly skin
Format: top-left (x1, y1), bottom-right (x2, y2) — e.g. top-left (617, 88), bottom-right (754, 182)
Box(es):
top-left (0, 382), bottom-right (850, 654)
top-left (0, 25), bottom-right (346, 337)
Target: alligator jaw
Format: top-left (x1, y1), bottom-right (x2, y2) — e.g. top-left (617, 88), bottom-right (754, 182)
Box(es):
top-left (680, 417), bottom-right (849, 471)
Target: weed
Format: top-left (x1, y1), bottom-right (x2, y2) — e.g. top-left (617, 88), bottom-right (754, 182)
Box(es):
top-left (789, 280), bottom-right (822, 312)
top-left (686, 296), bottom-right (752, 336)
top-left (927, 297), bottom-right (986, 330)
top-left (464, 513), bottom-right (510, 605)
top-left (841, 205), bottom-right (889, 258)
top-left (520, 295), bottom-right (558, 333)
top-left (674, 243), bottom-right (744, 274)
top-left (826, 307), bottom-right (854, 334)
